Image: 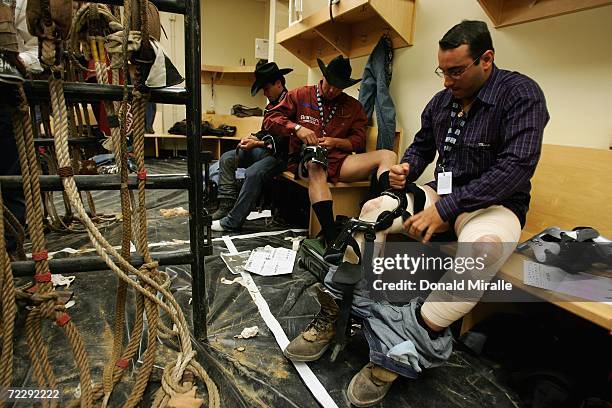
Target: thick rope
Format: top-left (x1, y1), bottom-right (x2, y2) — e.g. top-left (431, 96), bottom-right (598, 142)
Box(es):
top-left (28, 2), bottom-right (220, 405)
top-left (0, 186), bottom-right (17, 405)
top-left (18, 83), bottom-right (94, 407)
top-left (48, 75), bottom-right (219, 406)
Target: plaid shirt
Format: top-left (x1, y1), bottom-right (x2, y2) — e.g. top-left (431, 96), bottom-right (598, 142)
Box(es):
top-left (402, 65), bottom-right (549, 227)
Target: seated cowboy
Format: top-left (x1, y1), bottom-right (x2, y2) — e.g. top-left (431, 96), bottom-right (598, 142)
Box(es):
top-left (211, 61), bottom-right (292, 232)
top-left (282, 21), bottom-right (549, 407)
top-left (263, 55), bottom-right (397, 247)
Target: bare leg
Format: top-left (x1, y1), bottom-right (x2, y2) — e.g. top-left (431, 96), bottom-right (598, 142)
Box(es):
top-left (338, 150), bottom-right (397, 182)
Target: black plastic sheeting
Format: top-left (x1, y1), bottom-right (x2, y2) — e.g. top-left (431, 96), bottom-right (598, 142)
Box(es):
top-left (9, 159), bottom-right (523, 407)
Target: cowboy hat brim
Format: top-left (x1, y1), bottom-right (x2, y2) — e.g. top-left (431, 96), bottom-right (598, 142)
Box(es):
top-left (250, 67), bottom-right (293, 96)
top-left (317, 58), bottom-right (361, 89)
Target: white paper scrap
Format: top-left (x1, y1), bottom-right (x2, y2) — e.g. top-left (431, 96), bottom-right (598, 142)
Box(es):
top-left (246, 210), bottom-right (272, 220)
top-left (244, 246), bottom-right (296, 276)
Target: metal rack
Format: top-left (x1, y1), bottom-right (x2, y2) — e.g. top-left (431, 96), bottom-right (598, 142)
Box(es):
top-left (1, 0), bottom-right (212, 341)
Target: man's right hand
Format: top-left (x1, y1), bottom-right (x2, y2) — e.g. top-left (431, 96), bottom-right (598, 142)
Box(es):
top-left (389, 163), bottom-right (410, 189)
top-left (296, 126), bottom-right (318, 145)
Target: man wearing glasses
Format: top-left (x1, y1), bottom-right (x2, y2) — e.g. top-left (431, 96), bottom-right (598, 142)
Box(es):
top-left (282, 20), bottom-right (549, 406)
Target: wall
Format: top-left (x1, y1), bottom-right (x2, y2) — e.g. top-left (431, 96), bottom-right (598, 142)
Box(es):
top-left (154, 12), bottom-right (186, 133)
top-left (156, 0), bottom-right (271, 132)
top-left (270, 1), bottom-right (309, 91)
top-left (201, 0), bottom-right (268, 114)
top-left (301, 0), bottom-right (612, 155)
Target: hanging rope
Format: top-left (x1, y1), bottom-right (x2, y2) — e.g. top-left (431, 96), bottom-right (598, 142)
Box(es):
top-left (14, 82), bottom-right (94, 408)
top-left (0, 185), bottom-right (17, 408)
top-left (4, 0), bottom-right (222, 405)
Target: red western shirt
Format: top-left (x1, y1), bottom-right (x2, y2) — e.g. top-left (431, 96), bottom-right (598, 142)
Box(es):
top-left (262, 82), bottom-right (367, 181)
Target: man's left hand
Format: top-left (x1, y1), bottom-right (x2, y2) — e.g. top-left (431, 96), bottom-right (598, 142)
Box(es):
top-left (403, 205), bottom-right (449, 243)
top-left (317, 137), bottom-right (337, 149)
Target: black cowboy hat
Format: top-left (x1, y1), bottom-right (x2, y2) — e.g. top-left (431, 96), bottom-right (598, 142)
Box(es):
top-left (251, 61), bottom-right (293, 96)
top-left (317, 55), bottom-right (361, 89)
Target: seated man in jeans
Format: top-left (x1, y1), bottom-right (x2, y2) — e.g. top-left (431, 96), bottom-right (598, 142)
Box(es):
top-left (211, 61), bottom-right (292, 231)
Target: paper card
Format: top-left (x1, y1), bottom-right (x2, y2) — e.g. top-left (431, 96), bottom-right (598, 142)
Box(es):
top-left (437, 172), bottom-right (452, 195)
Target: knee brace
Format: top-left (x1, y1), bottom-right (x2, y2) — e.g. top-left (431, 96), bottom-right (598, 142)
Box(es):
top-left (298, 145), bottom-right (328, 179)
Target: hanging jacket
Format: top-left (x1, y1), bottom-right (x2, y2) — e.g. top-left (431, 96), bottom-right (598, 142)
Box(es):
top-left (358, 34), bottom-right (396, 150)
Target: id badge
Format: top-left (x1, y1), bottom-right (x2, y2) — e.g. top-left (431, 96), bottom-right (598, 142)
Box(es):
top-left (235, 168), bottom-right (246, 180)
top-left (437, 171), bottom-right (453, 195)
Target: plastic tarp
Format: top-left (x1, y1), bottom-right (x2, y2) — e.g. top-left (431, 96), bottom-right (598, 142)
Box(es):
top-left (9, 159), bottom-right (522, 407)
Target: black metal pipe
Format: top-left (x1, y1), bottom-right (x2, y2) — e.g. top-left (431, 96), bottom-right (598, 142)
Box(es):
top-left (185, 0), bottom-right (207, 341)
top-left (92, 0), bottom-right (185, 14)
top-left (11, 250), bottom-right (193, 277)
top-left (0, 174), bottom-right (190, 191)
top-left (34, 138), bottom-right (101, 146)
top-left (23, 81), bottom-right (187, 105)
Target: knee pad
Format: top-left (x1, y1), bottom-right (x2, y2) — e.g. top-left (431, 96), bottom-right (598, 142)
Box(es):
top-left (298, 145), bottom-right (328, 179)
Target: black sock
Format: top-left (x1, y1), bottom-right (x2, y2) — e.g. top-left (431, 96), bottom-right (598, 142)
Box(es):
top-left (415, 305), bottom-right (441, 340)
top-left (377, 171), bottom-right (391, 193)
top-left (312, 200), bottom-right (335, 246)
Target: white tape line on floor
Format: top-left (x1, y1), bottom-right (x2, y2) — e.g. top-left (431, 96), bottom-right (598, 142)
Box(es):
top-left (221, 235), bottom-right (338, 408)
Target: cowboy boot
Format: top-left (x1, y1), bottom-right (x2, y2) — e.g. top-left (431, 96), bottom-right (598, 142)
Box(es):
top-left (283, 283), bottom-right (339, 361)
top-left (347, 362), bottom-right (399, 407)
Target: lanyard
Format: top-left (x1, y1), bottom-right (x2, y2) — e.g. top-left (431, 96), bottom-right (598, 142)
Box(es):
top-left (316, 87), bottom-right (337, 136)
top-left (440, 101), bottom-right (469, 171)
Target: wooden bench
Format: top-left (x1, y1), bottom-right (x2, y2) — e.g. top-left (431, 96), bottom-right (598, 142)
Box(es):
top-left (462, 144), bottom-right (612, 332)
top-left (145, 114), bottom-right (263, 159)
top-left (281, 127), bottom-right (403, 237)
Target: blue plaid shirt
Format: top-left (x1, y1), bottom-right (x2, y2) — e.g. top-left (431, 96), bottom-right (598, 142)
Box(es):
top-left (402, 65), bottom-right (549, 227)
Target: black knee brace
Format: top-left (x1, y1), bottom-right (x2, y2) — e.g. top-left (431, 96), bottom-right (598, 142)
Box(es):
top-left (298, 145), bottom-right (328, 179)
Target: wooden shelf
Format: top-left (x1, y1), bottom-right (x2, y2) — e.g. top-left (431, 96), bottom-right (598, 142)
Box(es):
top-left (145, 114), bottom-right (263, 159)
top-left (200, 65), bottom-right (255, 86)
top-left (477, 0), bottom-right (612, 28)
top-left (276, 0), bottom-right (415, 67)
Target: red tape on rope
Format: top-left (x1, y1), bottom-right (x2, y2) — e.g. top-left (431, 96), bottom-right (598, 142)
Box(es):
top-left (32, 250), bottom-right (48, 261)
top-left (115, 358), bottom-right (129, 369)
top-left (56, 313), bottom-right (71, 327)
top-left (34, 272), bottom-right (52, 283)
top-left (137, 169), bottom-right (147, 181)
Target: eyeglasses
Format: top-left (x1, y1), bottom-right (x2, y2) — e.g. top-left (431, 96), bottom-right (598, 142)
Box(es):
top-left (435, 53), bottom-right (484, 79)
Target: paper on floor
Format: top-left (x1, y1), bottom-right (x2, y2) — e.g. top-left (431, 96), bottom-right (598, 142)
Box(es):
top-left (244, 246), bottom-right (296, 276)
top-left (246, 210), bottom-right (272, 220)
top-left (234, 326), bottom-right (259, 339)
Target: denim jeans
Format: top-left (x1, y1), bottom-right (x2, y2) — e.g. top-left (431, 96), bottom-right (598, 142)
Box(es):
top-left (323, 264), bottom-right (452, 379)
top-left (358, 34), bottom-right (396, 150)
top-left (218, 147), bottom-right (282, 230)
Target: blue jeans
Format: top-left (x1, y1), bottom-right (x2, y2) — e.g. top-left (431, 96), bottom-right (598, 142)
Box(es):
top-left (358, 35), bottom-right (396, 150)
top-left (218, 147), bottom-right (282, 230)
